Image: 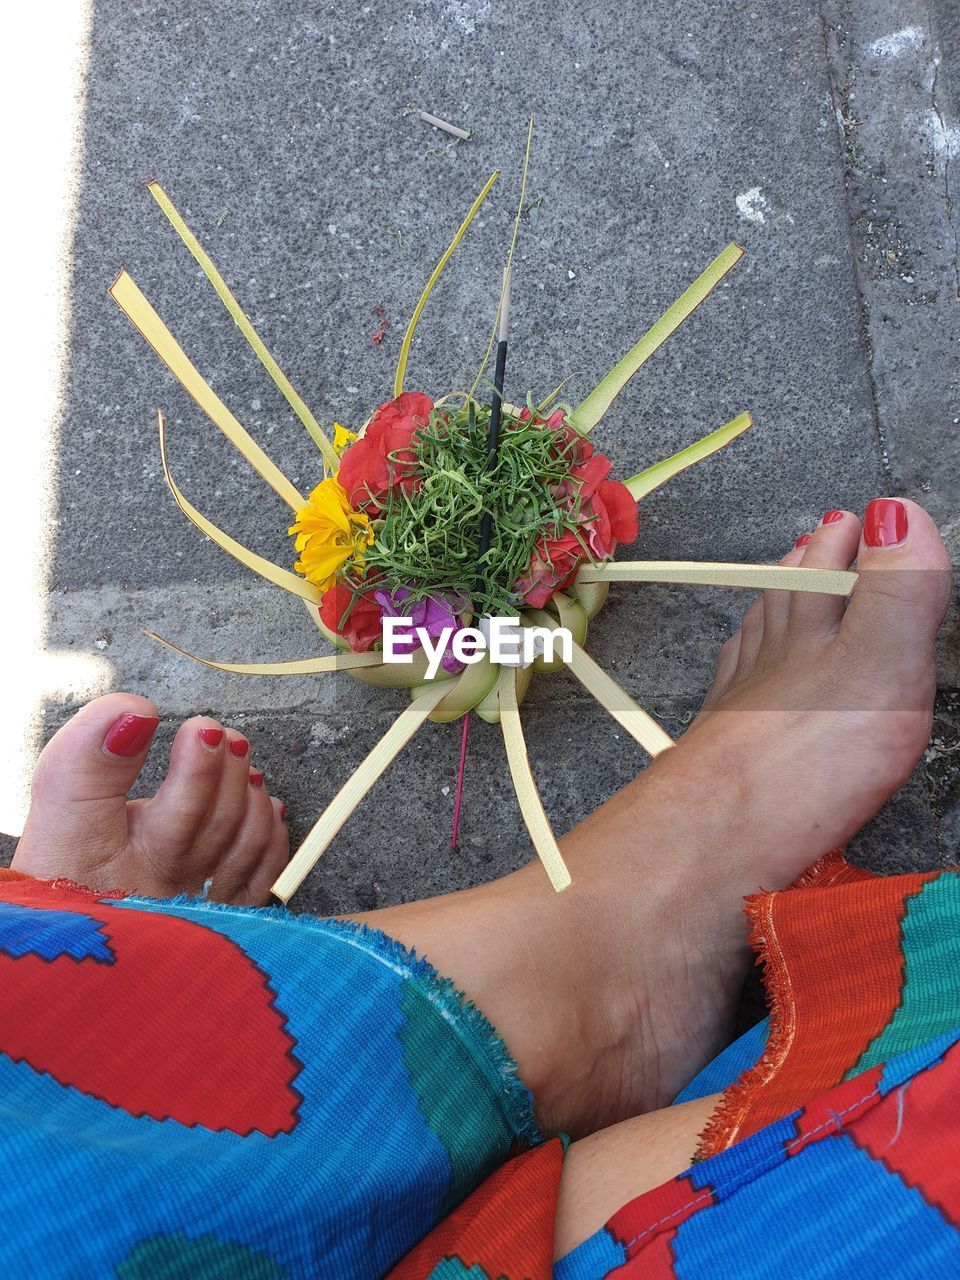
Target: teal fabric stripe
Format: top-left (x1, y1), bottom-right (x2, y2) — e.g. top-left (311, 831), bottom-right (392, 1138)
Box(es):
top-left (846, 873), bottom-right (960, 1079)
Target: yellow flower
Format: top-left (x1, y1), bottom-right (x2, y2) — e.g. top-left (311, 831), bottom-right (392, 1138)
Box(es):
top-left (289, 478), bottom-right (374, 591)
top-left (333, 422), bottom-right (358, 453)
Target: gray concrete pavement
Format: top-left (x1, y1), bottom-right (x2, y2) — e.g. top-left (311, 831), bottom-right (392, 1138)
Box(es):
top-left (4, 0), bottom-right (958, 910)
top-left (824, 0), bottom-right (960, 852)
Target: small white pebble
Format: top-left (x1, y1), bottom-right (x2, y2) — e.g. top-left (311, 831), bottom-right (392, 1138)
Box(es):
top-left (440, 785), bottom-right (450, 796)
top-left (567, 269), bottom-right (576, 280)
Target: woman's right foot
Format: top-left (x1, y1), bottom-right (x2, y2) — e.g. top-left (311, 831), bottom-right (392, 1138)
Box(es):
top-left (561, 496), bottom-right (953, 1130)
top-left (676, 497), bottom-right (951, 882)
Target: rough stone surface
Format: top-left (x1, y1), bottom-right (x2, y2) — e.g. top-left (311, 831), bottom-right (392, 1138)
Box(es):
top-left (3, 0), bottom-right (958, 909)
top-left (824, 0), bottom-right (960, 854)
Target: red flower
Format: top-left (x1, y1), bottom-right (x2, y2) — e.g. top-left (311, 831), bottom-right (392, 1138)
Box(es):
top-left (595, 479), bottom-right (640, 544)
top-left (515, 433), bottom-right (640, 608)
top-left (319, 582), bottom-right (384, 652)
top-left (337, 392), bottom-right (434, 514)
top-left (515, 528), bottom-right (584, 609)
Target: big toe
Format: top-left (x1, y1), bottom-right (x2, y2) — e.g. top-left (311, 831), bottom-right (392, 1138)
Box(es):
top-left (840, 498), bottom-right (951, 725)
top-left (844, 498), bottom-right (952, 653)
top-left (13, 693), bottom-right (160, 880)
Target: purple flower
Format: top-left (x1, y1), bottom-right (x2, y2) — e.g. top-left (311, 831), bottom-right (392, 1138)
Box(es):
top-left (374, 587), bottom-right (469, 673)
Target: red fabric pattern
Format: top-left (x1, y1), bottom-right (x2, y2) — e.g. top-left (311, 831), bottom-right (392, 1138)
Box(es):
top-left (0, 877), bottom-right (301, 1136)
top-left (852, 1038), bottom-right (960, 1227)
top-left (607, 1172), bottom-right (714, 1265)
top-left (389, 1139), bottom-right (564, 1279)
top-left (699, 866), bottom-right (921, 1155)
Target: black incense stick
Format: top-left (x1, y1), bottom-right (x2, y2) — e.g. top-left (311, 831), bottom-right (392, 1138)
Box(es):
top-left (472, 267), bottom-right (511, 609)
top-left (452, 271), bottom-right (512, 852)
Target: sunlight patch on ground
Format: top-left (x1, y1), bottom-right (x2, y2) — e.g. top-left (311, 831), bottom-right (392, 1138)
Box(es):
top-left (0, 1), bottom-right (112, 837)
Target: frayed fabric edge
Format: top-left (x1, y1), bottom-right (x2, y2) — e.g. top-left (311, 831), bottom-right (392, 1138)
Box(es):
top-left (786, 848), bottom-right (872, 892)
top-left (695, 847), bottom-right (851, 1158)
top-left (695, 887), bottom-right (794, 1160)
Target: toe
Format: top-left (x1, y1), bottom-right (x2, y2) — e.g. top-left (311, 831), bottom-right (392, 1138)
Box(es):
top-left (130, 717), bottom-right (228, 872)
top-left (699, 630), bottom-right (742, 711)
top-left (13, 693), bottom-right (160, 880)
top-left (244, 798), bottom-right (290, 905)
top-left (760, 540), bottom-right (809, 650)
top-left (209, 782), bottom-right (279, 904)
top-left (737, 539), bottom-right (808, 677)
top-left (844, 499), bottom-right (952, 661)
top-left (733, 597), bottom-right (765, 677)
top-left (180, 728), bottom-right (256, 873)
top-left (787, 510), bottom-right (862, 640)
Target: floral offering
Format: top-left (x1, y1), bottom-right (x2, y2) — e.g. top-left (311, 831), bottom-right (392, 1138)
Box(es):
top-left (289, 391), bottom-right (639, 663)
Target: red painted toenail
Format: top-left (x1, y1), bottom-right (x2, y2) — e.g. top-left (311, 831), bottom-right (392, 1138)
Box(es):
top-left (795, 533), bottom-right (812, 548)
top-left (249, 771), bottom-right (265, 788)
top-left (103, 713), bottom-right (160, 758)
top-left (865, 498), bottom-right (907, 548)
top-left (822, 510), bottom-right (845, 525)
top-left (228, 737), bottom-right (249, 759)
top-left (199, 727), bottom-right (224, 749)
top-left (280, 804), bottom-right (287, 821)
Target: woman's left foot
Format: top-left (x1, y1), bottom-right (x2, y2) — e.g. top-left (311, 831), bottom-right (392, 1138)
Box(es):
top-left (12, 694), bottom-right (289, 904)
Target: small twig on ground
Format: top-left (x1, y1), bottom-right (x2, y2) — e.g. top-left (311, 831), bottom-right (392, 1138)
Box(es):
top-left (418, 110), bottom-right (471, 141)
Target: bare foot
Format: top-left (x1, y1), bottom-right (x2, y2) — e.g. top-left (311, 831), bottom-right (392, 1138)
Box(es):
top-left (568, 497), bottom-right (953, 1125)
top-left (679, 498), bottom-right (951, 878)
top-left (12, 694), bottom-right (289, 904)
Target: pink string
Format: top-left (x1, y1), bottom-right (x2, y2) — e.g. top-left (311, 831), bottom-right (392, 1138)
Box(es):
top-left (450, 711), bottom-right (470, 849)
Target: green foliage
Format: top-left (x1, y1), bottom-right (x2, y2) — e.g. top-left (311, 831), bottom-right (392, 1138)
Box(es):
top-left (361, 398), bottom-right (591, 615)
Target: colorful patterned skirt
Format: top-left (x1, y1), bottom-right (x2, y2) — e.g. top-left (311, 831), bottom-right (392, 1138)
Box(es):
top-left (0, 856), bottom-right (958, 1278)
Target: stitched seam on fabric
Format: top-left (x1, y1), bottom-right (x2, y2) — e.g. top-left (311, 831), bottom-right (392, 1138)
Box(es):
top-left (624, 1084), bottom-right (881, 1254)
top-left (784, 1086), bottom-right (879, 1153)
top-left (622, 1192), bottom-right (713, 1251)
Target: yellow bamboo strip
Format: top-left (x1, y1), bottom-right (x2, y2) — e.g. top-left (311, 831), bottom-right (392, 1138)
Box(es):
top-left (567, 643), bottom-right (674, 757)
top-left (157, 412), bottom-right (322, 605)
top-left (498, 668), bottom-right (572, 893)
top-left (568, 243), bottom-right (744, 433)
top-left (394, 170), bottom-right (500, 397)
top-left (147, 182), bottom-right (339, 472)
top-left (272, 681), bottom-right (450, 902)
top-left (576, 561), bottom-right (858, 596)
top-left (109, 271), bottom-right (304, 510)
top-left (625, 413), bottom-right (753, 501)
top-left (145, 631), bottom-right (383, 675)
